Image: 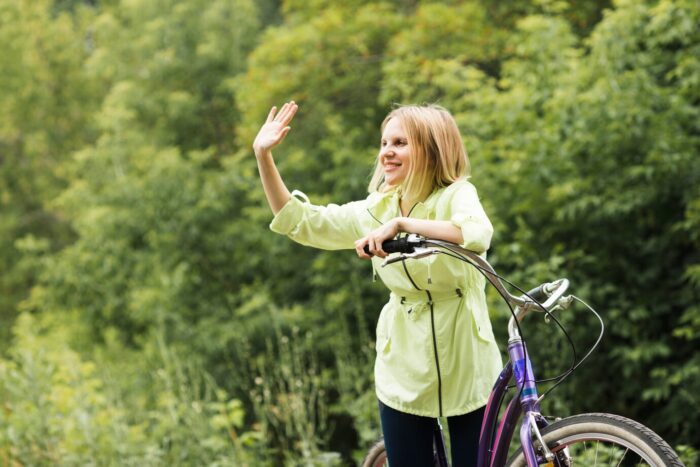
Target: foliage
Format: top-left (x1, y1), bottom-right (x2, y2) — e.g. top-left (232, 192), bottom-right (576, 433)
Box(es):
top-left (0, 0), bottom-right (698, 465)
top-left (0, 0), bottom-right (97, 345)
top-left (476, 0), bottom-right (700, 446)
top-left (0, 313), bottom-right (265, 466)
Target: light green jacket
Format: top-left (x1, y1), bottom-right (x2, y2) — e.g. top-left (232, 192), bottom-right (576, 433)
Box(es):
top-left (270, 179), bottom-right (502, 417)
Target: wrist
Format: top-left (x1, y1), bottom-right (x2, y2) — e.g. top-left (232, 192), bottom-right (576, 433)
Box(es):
top-left (395, 217), bottom-right (408, 233)
top-left (254, 147), bottom-right (271, 160)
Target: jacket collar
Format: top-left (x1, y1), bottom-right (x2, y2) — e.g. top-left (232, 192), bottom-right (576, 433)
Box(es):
top-left (366, 185), bottom-right (441, 224)
top-left (366, 188), bottom-right (400, 225)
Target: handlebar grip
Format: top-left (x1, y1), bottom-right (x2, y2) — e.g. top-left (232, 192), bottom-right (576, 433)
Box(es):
top-left (524, 284), bottom-right (549, 302)
top-left (363, 237), bottom-right (416, 255)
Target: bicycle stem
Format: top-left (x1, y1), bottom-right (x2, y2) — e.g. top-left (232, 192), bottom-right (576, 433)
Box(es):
top-left (507, 279), bottom-right (570, 342)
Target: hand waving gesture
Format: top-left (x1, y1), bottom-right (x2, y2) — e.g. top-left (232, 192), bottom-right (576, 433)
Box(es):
top-left (253, 101), bottom-right (299, 156)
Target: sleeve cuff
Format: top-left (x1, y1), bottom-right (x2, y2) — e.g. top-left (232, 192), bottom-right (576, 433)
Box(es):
top-left (269, 190), bottom-right (308, 235)
top-left (450, 212), bottom-right (493, 253)
top-left (450, 212), bottom-right (468, 228)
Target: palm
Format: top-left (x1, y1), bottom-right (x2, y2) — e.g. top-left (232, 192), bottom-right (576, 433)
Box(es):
top-left (255, 121), bottom-right (287, 149)
top-left (253, 101), bottom-right (298, 153)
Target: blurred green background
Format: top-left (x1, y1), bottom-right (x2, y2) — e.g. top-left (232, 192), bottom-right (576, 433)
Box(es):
top-left (1, 0), bottom-right (698, 465)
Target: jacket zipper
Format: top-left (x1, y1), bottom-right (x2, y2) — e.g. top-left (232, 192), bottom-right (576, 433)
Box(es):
top-left (379, 201), bottom-right (444, 416)
top-left (399, 202), bottom-right (444, 416)
top-left (426, 289), bottom-right (443, 417)
top-left (401, 250), bottom-right (444, 417)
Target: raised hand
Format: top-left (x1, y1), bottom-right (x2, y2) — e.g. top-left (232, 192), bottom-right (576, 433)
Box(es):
top-left (253, 101), bottom-right (299, 156)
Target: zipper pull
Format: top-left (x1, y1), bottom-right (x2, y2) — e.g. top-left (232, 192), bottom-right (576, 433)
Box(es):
top-left (427, 258), bottom-right (432, 285)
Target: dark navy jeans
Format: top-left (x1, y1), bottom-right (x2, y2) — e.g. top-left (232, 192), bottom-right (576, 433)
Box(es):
top-left (378, 400), bottom-right (485, 466)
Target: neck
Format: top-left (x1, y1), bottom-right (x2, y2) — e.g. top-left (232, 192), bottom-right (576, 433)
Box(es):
top-left (399, 186), bottom-right (430, 204)
top-left (400, 197), bottom-right (413, 217)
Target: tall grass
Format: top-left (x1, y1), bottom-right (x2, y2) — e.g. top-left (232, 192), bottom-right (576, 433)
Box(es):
top-left (0, 313), bottom-right (266, 466)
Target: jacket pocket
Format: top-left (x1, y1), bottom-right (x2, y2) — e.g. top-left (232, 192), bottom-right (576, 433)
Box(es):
top-left (471, 305), bottom-right (496, 343)
top-left (375, 303), bottom-right (393, 354)
top-left (376, 331), bottom-right (391, 354)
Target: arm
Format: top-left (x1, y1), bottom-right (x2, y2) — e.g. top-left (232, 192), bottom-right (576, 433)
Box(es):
top-left (255, 150), bottom-right (291, 214)
top-left (252, 101), bottom-right (298, 214)
top-left (354, 217), bottom-right (463, 259)
top-left (354, 181), bottom-right (493, 259)
top-left (256, 102), bottom-right (364, 250)
top-left (399, 218), bottom-right (463, 244)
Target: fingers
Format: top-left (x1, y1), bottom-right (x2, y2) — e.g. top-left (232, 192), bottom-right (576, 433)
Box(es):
top-left (274, 101), bottom-right (298, 126)
top-left (354, 238), bottom-right (372, 260)
top-left (371, 237), bottom-right (387, 257)
top-left (266, 101), bottom-right (298, 129)
top-left (275, 126), bottom-right (291, 144)
top-left (355, 221), bottom-right (403, 258)
top-left (355, 236), bottom-right (387, 259)
top-left (266, 106), bottom-right (277, 123)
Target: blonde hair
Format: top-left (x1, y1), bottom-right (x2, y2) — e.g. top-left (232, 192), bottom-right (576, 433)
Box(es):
top-left (368, 104), bottom-right (471, 202)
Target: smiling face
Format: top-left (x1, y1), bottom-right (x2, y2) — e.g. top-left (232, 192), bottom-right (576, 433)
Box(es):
top-left (368, 105), bottom-right (470, 201)
top-left (379, 117), bottom-right (412, 187)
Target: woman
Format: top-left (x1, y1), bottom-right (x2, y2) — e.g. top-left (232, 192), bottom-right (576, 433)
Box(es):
top-left (253, 101), bottom-right (502, 466)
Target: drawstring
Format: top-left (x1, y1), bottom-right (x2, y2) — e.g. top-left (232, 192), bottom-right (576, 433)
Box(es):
top-left (399, 290), bottom-right (462, 305)
top-left (427, 258), bottom-right (432, 285)
top-left (372, 261), bottom-right (378, 282)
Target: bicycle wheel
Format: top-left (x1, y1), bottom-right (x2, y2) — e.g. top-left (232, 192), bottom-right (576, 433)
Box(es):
top-left (506, 413), bottom-right (684, 467)
top-left (362, 438), bottom-right (388, 467)
top-left (361, 438), bottom-right (443, 467)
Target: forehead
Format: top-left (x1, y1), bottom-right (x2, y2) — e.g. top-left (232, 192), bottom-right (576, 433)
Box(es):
top-left (382, 117), bottom-right (407, 138)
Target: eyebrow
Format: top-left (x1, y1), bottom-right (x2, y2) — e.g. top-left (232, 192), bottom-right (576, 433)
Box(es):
top-left (381, 136), bottom-right (408, 141)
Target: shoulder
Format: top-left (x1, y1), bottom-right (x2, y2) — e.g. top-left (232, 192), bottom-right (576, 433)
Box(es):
top-left (435, 178), bottom-right (478, 202)
top-left (366, 190), bottom-right (386, 204)
top-left (432, 179), bottom-right (485, 218)
top-left (365, 188), bottom-right (397, 211)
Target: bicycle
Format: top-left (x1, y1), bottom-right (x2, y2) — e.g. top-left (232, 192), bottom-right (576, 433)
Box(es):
top-left (362, 235), bottom-right (684, 467)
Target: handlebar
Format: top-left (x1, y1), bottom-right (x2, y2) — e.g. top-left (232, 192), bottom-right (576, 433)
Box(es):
top-left (362, 236), bottom-right (417, 255)
top-left (523, 283), bottom-right (549, 303)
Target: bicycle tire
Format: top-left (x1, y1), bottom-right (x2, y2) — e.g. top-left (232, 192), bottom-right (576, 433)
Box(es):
top-left (505, 412), bottom-right (684, 467)
top-left (361, 438), bottom-right (443, 467)
top-left (362, 438), bottom-right (388, 467)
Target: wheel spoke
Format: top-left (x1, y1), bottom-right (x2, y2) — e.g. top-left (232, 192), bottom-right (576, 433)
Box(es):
top-left (593, 440), bottom-right (598, 466)
top-left (505, 414), bottom-right (681, 467)
top-left (614, 447), bottom-right (629, 467)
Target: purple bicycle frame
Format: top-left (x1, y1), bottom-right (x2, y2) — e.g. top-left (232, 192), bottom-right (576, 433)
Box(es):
top-left (476, 339), bottom-right (551, 467)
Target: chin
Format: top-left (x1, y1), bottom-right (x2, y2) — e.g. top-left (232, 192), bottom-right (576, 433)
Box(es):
top-left (384, 175), bottom-right (405, 186)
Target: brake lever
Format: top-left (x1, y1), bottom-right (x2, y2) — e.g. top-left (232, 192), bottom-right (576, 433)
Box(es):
top-left (543, 295), bottom-right (574, 323)
top-left (381, 248), bottom-right (438, 267)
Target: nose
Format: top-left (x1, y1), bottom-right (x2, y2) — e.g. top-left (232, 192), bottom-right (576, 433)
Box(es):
top-left (380, 145), bottom-right (395, 159)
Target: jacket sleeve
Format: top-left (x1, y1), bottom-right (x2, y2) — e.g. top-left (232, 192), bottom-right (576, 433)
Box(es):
top-left (269, 190), bottom-right (365, 250)
top-left (446, 182), bottom-right (493, 253)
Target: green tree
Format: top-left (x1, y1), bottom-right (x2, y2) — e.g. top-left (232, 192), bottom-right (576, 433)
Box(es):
top-left (466, 0), bottom-right (700, 448)
top-left (0, 0), bottom-right (98, 348)
top-left (8, 0), bottom-right (697, 464)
